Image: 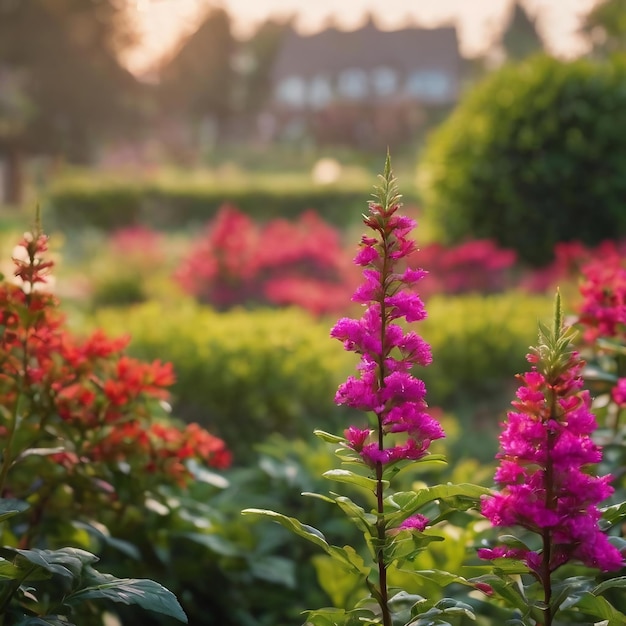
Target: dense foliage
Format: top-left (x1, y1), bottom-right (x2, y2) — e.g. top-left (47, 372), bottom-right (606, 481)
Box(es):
top-left (47, 175), bottom-right (376, 232)
top-left (0, 227), bottom-right (232, 623)
top-left (418, 54), bottom-right (626, 265)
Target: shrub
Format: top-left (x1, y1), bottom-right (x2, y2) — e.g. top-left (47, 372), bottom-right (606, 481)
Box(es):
top-left (174, 205), bottom-right (358, 314)
top-left (417, 54), bottom-right (626, 265)
top-left (47, 174), bottom-right (382, 232)
top-left (420, 292), bottom-right (554, 408)
top-left (90, 302), bottom-right (356, 463)
top-left (0, 228), bottom-right (231, 624)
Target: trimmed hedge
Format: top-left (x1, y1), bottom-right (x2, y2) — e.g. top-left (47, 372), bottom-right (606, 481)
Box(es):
top-left (46, 175), bottom-right (391, 232)
top-left (420, 292), bottom-right (553, 406)
top-left (418, 54), bottom-right (626, 265)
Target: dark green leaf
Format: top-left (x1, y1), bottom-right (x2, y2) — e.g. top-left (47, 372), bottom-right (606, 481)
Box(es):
top-left (67, 573), bottom-right (187, 623)
top-left (570, 592), bottom-right (626, 625)
top-left (0, 498), bottom-right (29, 522)
top-left (249, 556), bottom-right (295, 588)
top-left (177, 532), bottom-right (241, 557)
top-left (593, 576), bottom-right (626, 596)
top-left (385, 484), bottom-right (491, 526)
top-left (241, 509), bottom-right (330, 552)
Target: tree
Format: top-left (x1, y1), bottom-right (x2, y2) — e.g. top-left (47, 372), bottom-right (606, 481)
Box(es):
top-left (237, 18), bottom-right (291, 116)
top-left (417, 55), bottom-right (626, 266)
top-left (0, 0), bottom-right (140, 204)
top-left (500, 1), bottom-right (544, 62)
top-left (158, 7), bottom-right (235, 146)
top-left (581, 0), bottom-right (626, 57)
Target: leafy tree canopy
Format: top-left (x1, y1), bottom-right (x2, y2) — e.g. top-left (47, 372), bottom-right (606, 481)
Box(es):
top-left (581, 0), bottom-right (626, 57)
top-left (0, 0), bottom-right (140, 160)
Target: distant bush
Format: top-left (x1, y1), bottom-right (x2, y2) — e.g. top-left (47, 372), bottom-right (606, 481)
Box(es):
top-left (420, 292), bottom-right (554, 408)
top-left (418, 54), bottom-right (626, 265)
top-left (47, 174), bottom-right (380, 232)
top-left (174, 205), bottom-right (358, 314)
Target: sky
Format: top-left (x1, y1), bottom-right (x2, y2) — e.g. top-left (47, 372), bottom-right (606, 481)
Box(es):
top-left (125, 0), bottom-right (600, 74)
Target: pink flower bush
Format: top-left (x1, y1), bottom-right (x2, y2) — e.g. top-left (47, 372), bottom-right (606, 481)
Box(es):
top-left (331, 167), bottom-right (444, 469)
top-left (479, 301), bottom-right (623, 577)
top-left (578, 250), bottom-right (626, 342)
top-left (175, 205), bottom-right (357, 314)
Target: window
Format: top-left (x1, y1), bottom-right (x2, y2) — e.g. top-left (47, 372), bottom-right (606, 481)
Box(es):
top-left (372, 67), bottom-right (397, 97)
top-left (276, 76), bottom-right (307, 107)
top-left (405, 71), bottom-right (453, 102)
top-left (338, 68), bottom-right (369, 100)
top-left (309, 75), bottom-right (333, 109)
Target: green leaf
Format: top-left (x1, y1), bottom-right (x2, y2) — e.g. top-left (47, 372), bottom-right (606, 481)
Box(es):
top-left (497, 535), bottom-right (532, 551)
top-left (14, 617), bottom-right (76, 626)
top-left (334, 496), bottom-right (377, 535)
top-left (326, 545), bottom-right (371, 576)
top-left (593, 576), bottom-right (626, 596)
top-left (15, 447), bottom-right (65, 461)
top-left (176, 532), bottom-right (241, 557)
top-left (384, 484), bottom-right (491, 527)
top-left (601, 501), bottom-right (626, 526)
top-left (313, 430), bottom-right (346, 444)
top-left (467, 572), bottom-right (529, 613)
top-left (0, 498), bottom-right (29, 522)
top-left (596, 337), bottom-right (626, 356)
top-left (582, 364), bottom-right (619, 384)
top-left (0, 558), bottom-right (20, 579)
top-left (67, 573), bottom-right (187, 623)
top-left (322, 469), bottom-right (382, 491)
top-left (312, 554), bottom-right (367, 607)
top-left (241, 508), bottom-right (330, 552)
top-left (186, 459), bottom-right (229, 488)
top-left (404, 569), bottom-right (471, 588)
top-left (304, 606), bottom-right (376, 626)
top-left (301, 491), bottom-right (337, 505)
top-left (4, 547), bottom-right (98, 580)
top-left (249, 555), bottom-right (296, 589)
top-left (570, 592), bottom-right (626, 625)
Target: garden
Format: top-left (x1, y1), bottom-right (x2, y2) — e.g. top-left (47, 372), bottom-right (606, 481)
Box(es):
top-left (2, 52), bottom-right (626, 626)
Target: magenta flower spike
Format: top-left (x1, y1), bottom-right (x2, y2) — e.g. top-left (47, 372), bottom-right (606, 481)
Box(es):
top-left (479, 293), bottom-right (623, 624)
top-left (328, 154), bottom-right (444, 626)
top-left (330, 155), bottom-right (443, 471)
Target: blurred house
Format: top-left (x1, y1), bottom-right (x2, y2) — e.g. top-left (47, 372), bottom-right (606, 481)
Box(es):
top-left (263, 19), bottom-right (462, 148)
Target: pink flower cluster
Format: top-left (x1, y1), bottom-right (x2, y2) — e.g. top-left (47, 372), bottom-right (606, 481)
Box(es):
top-left (578, 251), bottom-right (626, 342)
top-left (479, 345), bottom-right (623, 573)
top-left (331, 190), bottom-right (444, 468)
top-left (175, 205), bottom-right (357, 314)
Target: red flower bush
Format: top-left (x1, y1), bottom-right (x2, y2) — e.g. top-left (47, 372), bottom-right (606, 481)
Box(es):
top-left (0, 227), bottom-right (231, 545)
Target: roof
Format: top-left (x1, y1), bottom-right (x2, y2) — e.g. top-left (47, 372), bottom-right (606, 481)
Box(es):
top-left (271, 21), bottom-right (462, 82)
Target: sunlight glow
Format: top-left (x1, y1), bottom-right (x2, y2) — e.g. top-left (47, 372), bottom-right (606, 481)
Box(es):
top-left (124, 0), bottom-right (599, 75)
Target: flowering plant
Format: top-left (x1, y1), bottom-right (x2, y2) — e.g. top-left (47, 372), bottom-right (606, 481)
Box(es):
top-left (244, 156), bottom-right (490, 625)
top-left (0, 217), bottom-right (230, 623)
top-left (474, 292), bottom-right (625, 625)
top-left (243, 158), bottom-right (626, 626)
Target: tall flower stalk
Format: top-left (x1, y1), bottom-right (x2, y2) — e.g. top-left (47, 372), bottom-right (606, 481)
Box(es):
top-left (244, 157), bottom-right (489, 626)
top-left (330, 156), bottom-right (443, 624)
top-left (479, 293), bottom-right (624, 625)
